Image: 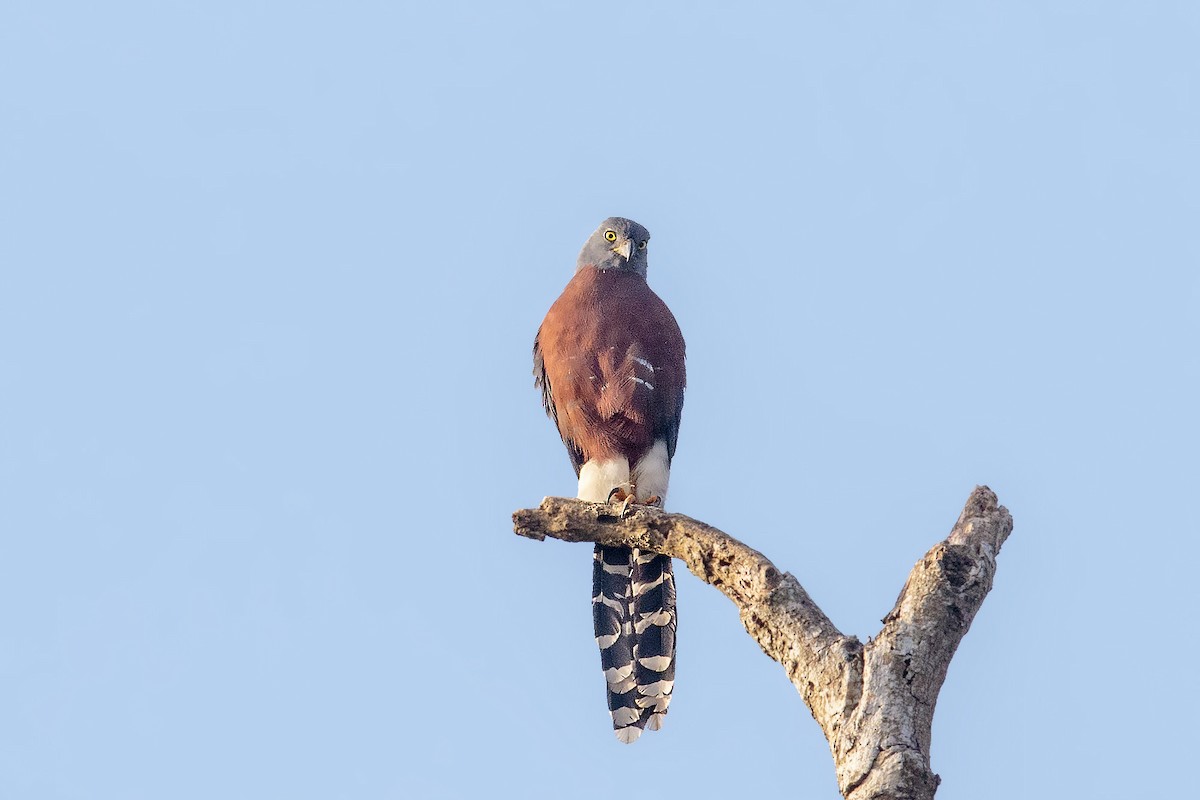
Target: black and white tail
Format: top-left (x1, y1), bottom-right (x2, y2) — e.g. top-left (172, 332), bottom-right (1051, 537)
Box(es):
top-left (592, 544), bottom-right (677, 743)
top-left (632, 550), bottom-right (676, 732)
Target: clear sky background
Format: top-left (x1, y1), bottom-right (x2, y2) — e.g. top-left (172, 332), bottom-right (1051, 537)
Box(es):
top-left (2, 2), bottom-right (1197, 798)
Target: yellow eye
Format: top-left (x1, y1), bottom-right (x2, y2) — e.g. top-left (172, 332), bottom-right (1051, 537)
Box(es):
top-left (604, 230), bottom-right (617, 242)
top-left (638, 240), bottom-right (647, 250)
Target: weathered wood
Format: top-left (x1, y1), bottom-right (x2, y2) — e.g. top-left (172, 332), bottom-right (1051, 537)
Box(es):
top-left (513, 486), bottom-right (1012, 800)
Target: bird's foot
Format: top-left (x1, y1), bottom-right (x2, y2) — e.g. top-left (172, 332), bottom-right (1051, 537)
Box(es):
top-left (606, 486), bottom-right (634, 518)
top-left (640, 494), bottom-right (663, 508)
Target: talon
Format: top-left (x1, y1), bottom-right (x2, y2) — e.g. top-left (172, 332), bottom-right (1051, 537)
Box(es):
top-left (605, 486), bottom-right (634, 516)
top-left (642, 494), bottom-right (662, 508)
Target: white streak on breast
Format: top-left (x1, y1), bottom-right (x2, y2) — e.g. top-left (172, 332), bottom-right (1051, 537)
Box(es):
top-left (633, 356), bottom-right (654, 371)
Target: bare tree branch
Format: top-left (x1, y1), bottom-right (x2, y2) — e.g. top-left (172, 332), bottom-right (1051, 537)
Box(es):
top-left (513, 486), bottom-right (1012, 800)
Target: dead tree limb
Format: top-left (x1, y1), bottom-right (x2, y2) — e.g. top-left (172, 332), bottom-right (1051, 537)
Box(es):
top-left (512, 486), bottom-right (1012, 800)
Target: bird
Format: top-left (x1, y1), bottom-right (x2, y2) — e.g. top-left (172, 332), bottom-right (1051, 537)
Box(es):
top-left (533, 217), bottom-right (686, 743)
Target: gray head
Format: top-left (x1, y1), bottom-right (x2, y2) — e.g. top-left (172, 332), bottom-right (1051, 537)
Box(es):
top-left (576, 217), bottom-right (651, 277)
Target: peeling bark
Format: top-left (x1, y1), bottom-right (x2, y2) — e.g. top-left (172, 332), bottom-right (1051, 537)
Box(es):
top-left (513, 486), bottom-right (1012, 800)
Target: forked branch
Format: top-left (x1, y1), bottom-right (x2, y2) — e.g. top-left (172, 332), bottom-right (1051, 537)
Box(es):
top-left (512, 486), bottom-right (1012, 800)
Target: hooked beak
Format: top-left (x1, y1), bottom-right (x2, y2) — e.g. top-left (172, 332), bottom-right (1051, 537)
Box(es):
top-left (613, 239), bottom-right (633, 260)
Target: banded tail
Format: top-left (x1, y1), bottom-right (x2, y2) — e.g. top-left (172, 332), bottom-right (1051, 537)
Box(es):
top-left (592, 544), bottom-right (677, 743)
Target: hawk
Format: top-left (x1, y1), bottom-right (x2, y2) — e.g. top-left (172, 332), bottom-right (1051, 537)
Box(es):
top-left (533, 217), bottom-right (686, 743)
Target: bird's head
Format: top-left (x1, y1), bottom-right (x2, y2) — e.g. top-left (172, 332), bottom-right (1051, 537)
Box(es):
top-left (576, 217), bottom-right (651, 277)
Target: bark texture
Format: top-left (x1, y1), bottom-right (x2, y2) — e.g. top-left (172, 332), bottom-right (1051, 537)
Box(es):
top-left (512, 486), bottom-right (1012, 800)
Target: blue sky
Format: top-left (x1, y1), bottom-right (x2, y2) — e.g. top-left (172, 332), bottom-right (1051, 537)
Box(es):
top-left (2, 2), bottom-right (1197, 798)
